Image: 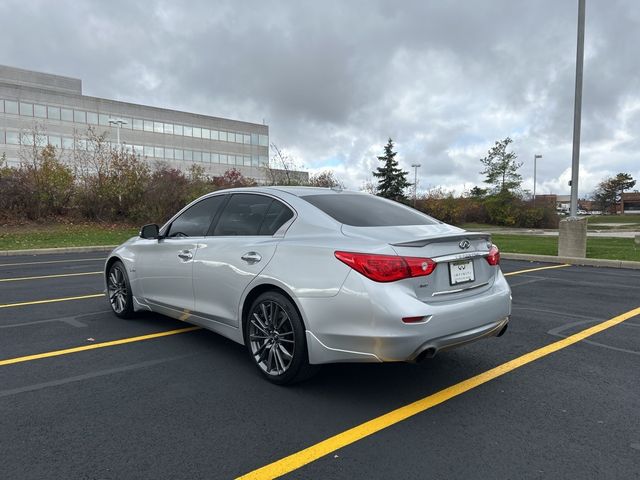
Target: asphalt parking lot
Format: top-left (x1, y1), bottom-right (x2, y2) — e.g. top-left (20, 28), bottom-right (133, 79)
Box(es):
top-left (1, 252), bottom-right (639, 480)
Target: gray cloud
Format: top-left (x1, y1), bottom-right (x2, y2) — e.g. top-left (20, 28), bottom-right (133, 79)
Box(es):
top-left (1, 0), bottom-right (639, 196)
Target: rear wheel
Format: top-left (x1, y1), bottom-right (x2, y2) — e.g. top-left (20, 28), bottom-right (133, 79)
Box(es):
top-left (244, 291), bottom-right (318, 385)
top-left (107, 260), bottom-right (134, 319)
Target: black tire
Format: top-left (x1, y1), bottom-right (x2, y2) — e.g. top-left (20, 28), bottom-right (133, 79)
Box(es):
top-left (244, 291), bottom-right (319, 385)
top-left (106, 260), bottom-right (135, 319)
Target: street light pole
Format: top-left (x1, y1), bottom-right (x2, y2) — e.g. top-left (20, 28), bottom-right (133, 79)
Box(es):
top-left (570, 0), bottom-right (586, 217)
top-left (533, 154), bottom-right (542, 207)
top-left (411, 163), bottom-right (421, 207)
top-left (108, 118), bottom-right (127, 147)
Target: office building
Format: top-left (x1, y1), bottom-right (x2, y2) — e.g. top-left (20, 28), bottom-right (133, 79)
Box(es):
top-left (0, 65), bottom-right (298, 183)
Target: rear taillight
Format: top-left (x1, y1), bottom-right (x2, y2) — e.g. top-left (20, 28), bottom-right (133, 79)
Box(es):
top-left (486, 244), bottom-right (500, 266)
top-left (334, 251), bottom-right (436, 283)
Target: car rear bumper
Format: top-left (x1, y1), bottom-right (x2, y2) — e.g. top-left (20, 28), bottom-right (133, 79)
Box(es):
top-left (300, 269), bottom-right (512, 364)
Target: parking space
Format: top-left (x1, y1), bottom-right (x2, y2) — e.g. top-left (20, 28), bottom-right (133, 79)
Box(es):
top-left (1, 253), bottom-right (639, 479)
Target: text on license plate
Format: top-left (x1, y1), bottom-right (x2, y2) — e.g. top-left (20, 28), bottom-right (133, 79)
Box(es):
top-left (449, 260), bottom-right (475, 285)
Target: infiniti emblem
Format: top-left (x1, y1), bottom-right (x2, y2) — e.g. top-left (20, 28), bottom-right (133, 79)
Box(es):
top-left (459, 239), bottom-right (471, 250)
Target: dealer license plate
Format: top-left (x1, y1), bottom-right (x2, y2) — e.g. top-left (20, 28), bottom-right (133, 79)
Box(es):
top-left (449, 260), bottom-right (475, 285)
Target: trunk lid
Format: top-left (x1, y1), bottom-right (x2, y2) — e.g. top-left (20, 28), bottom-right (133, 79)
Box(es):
top-left (341, 224), bottom-right (496, 302)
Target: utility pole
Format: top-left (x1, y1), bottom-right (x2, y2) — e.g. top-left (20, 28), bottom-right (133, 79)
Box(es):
top-left (411, 163), bottom-right (421, 207)
top-left (558, 0), bottom-right (588, 258)
top-left (533, 154), bottom-right (542, 207)
top-left (570, 0), bottom-right (586, 217)
top-left (109, 118), bottom-right (127, 147)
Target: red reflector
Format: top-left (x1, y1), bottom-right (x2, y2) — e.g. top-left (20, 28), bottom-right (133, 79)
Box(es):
top-left (402, 316), bottom-right (425, 324)
top-left (334, 251), bottom-right (436, 283)
top-left (486, 244), bottom-right (500, 266)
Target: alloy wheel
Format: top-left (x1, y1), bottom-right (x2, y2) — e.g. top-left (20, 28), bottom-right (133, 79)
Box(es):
top-left (107, 265), bottom-right (128, 314)
top-left (248, 301), bottom-right (295, 376)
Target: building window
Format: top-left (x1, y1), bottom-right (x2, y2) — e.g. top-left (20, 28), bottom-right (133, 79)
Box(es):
top-left (21, 132), bottom-right (34, 146)
top-left (20, 102), bottom-right (34, 116)
top-left (164, 123), bottom-right (174, 135)
top-left (259, 155), bottom-right (268, 166)
top-left (87, 112), bottom-right (98, 124)
top-left (0, 100), bottom-right (3, 113)
top-left (193, 127), bottom-right (201, 138)
top-left (35, 133), bottom-right (47, 147)
top-left (211, 153), bottom-right (219, 163)
top-left (120, 117), bottom-right (132, 129)
top-left (174, 124), bottom-right (183, 136)
top-left (154, 147), bottom-right (164, 158)
top-left (210, 130), bottom-right (219, 141)
top-left (98, 113), bottom-right (110, 125)
top-left (74, 110), bottom-right (86, 123)
top-left (175, 149), bottom-right (183, 160)
top-left (259, 134), bottom-right (269, 146)
top-left (75, 139), bottom-right (87, 151)
top-left (6, 131), bottom-right (19, 145)
top-left (202, 128), bottom-right (210, 140)
top-left (34, 104), bottom-right (47, 118)
top-left (165, 148), bottom-right (174, 159)
top-left (143, 120), bottom-right (153, 132)
top-left (193, 151), bottom-right (202, 162)
top-left (154, 122), bottom-right (164, 134)
top-left (184, 149), bottom-right (193, 161)
top-left (184, 126), bottom-right (193, 137)
top-left (243, 134), bottom-right (251, 145)
top-left (48, 136), bottom-right (62, 148)
top-left (47, 106), bottom-right (61, 120)
top-left (144, 145), bottom-right (153, 157)
top-left (5, 100), bottom-right (18, 114)
top-left (62, 137), bottom-right (74, 150)
top-left (61, 108), bottom-right (73, 121)
top-left (133, 118), bottom-right (143, 130)
top-left (227, 132), bottom-right (236, 143)
top-left (219, 154), bottom-right (228, 164)
top-left (219, 131), bottom-right (227, 142)
top-left (251, 133), bottom-right (259, 145)
top-left (202, 152), bottom-right (211, 162)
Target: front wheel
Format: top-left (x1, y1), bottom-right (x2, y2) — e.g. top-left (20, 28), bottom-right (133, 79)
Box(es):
top-left (244, 292), bottom-right (318, 385)
top-left (106, 260), bottom-right (135, 319)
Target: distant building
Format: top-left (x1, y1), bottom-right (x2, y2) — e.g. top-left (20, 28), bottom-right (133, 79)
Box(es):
top-left (619, 192), bottom-right (640, 213)
top-left (0, 65), bottom-right (307, 184)
top-left (534, 194), bottom-right (593, 213)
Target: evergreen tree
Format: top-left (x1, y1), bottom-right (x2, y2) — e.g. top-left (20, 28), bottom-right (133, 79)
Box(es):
top-left (372, 138), bottom-right (411, 201)
top-left (479, 137), bottom-right (523, 193)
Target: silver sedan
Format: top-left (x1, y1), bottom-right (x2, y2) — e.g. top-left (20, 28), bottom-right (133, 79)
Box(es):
top-left (105, 187), bottom-right (511, 384)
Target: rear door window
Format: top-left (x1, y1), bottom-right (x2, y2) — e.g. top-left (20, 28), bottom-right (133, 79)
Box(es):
top-left (260, 199), bottom-right (294, 235)
top-left (214, 194), bottom-right (275, 236)
top-left (301, 194), bottom-right (438, 226)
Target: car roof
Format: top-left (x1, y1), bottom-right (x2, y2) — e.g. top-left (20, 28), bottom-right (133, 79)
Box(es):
top-left (208, 186), bottom-right (365, 197)
top-left (268, 186), bottom-right (355, 197)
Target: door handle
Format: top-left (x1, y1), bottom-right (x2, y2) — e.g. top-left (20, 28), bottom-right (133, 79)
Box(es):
top-left (177, 250), bottom-right (193, 261)
top-left (241, 251), bottom-right (262, 264)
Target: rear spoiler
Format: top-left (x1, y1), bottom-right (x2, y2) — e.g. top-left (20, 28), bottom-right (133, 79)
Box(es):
top-left (391, 232), bottom-right (491, 248)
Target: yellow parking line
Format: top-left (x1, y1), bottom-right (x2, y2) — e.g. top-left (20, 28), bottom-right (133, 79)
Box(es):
top-left (0, 271), bottom-right (102, 283)
top-left (0, 257), bottom-right (105, 267)
top-left (504, 264), bottom-right (571, 276)
top-left (236, 305), bottom-right (640, 480)
top-left (0, 326), bottom-right (202, 367)
top-left (0, 293), bottom-right (104, 309)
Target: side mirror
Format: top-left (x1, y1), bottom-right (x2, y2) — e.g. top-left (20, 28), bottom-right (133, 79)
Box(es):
top-left (140, 224), bottom-right (160, 239)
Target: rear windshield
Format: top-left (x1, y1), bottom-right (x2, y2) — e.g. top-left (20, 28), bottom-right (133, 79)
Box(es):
top-left (301, 194), bottom-right (438, 227)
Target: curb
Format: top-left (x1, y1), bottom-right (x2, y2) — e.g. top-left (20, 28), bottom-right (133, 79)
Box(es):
top-left (501, 252), bottom-right (640, 270)
top-left (0, 245), bottom-right (116, 257)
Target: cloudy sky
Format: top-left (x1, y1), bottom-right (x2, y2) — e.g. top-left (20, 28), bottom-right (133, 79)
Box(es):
top-left (2, 0), bottom-right (639, 196)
